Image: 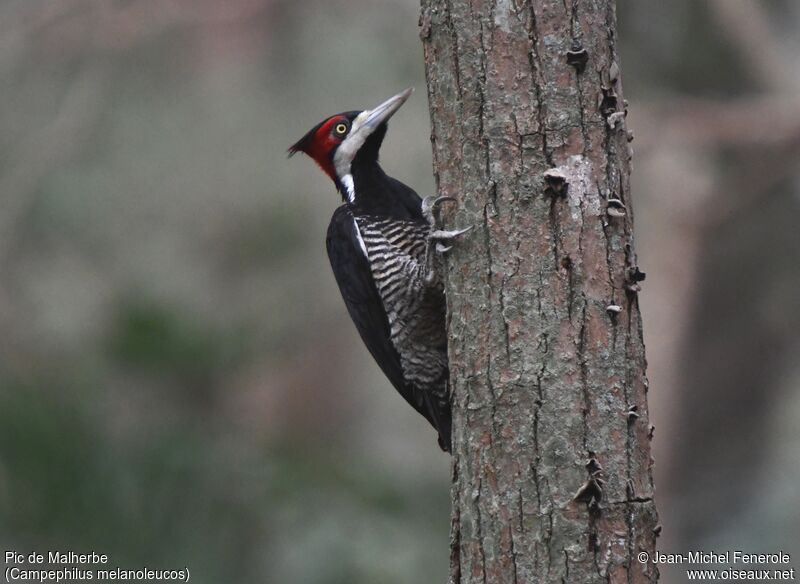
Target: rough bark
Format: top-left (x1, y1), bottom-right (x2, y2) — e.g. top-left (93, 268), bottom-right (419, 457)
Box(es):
top-left (419, 1), bottom-right (658, 582)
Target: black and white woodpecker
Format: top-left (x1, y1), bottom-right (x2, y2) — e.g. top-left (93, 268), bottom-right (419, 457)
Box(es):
top-left (289, 88), bottom-right (470, 452)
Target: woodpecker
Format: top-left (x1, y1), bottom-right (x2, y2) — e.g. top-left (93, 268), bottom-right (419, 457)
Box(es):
top-left (289, 88), bottom-right (469, 452)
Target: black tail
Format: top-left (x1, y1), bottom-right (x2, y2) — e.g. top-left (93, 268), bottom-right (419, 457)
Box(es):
top-left (423, 392), bottom-right (452, 453)
top-left (436, 417), bottom-right (452, 453)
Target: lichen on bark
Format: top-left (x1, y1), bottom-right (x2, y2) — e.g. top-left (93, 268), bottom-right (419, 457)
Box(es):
top-left (420, 0), bottom-right (659, 582)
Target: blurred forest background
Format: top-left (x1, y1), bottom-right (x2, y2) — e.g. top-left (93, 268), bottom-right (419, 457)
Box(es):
top-left (1, 1), bottom-right (799, 583)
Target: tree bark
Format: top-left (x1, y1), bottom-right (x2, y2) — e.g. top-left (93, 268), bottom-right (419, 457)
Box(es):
top-left (419, 1), bottom-right (659, 582)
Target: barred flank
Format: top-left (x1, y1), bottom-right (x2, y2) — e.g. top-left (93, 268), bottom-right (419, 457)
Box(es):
top-left (355, 216), bottom-right (449, 401)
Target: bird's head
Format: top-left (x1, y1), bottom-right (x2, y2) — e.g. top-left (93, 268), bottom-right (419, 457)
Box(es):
top-left (288, 88), bottom-right (413, 202)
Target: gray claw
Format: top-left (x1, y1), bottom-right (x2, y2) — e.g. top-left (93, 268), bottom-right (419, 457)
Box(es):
top-left (430, 225), bottom-right (474, 240)
top-left (436, 243), bottom-right (453, 253)
top-left (422, 195), bottom-right (457, 212)
top-left (431, 195), bottom-right (456, 210)
top-left (422, 195), bottom-right (459, 226)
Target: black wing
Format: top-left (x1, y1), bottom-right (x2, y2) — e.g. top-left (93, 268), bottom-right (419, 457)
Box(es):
top-left (325, 205), bottom-right (444, 440)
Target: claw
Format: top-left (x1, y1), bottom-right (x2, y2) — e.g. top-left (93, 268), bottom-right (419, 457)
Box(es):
top-left (422, 195), bottom-right (457, 212)
top-left (436, 243), bottom-right (453, 253)
top-left (431, 195), bottom-right (457, 211)
top-left (429, 225), bottom-right (474, 240)
top-left (422, 195), bottom-right (459, 227)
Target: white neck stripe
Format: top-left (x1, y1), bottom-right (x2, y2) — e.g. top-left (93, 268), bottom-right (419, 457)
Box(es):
top-left (352, 216), bottom-right (368, 257)
top-left (341, 173), bottom-right (355, 204)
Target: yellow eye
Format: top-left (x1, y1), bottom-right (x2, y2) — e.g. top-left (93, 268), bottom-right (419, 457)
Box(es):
top-left (335, 123), bottom-right (348, 135)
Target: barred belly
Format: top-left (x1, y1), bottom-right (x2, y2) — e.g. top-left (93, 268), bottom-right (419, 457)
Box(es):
top-left (354, 215), bottom-right (449, 396)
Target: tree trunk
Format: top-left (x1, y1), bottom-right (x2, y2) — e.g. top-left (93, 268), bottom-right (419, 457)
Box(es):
top-left (419, 1), bottom-right (659, 582)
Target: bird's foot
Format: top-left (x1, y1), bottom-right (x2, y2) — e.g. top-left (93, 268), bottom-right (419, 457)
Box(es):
top-left (421, 195), bottom-right (473, 285)
top-left (422, 195), bottom-right (473, 252)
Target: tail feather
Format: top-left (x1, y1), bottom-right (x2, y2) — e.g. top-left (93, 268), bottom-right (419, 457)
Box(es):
top-left (423, 391), bottom-right (452, 453)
